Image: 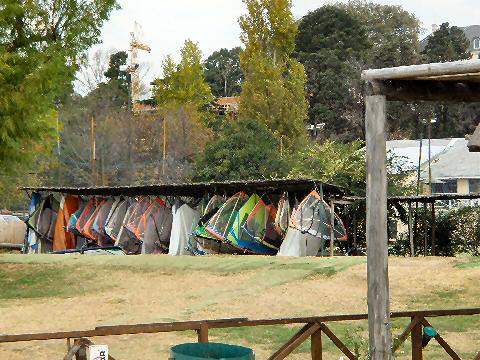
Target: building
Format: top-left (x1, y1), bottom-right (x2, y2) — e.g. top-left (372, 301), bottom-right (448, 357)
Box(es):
top-left (212, 97), bottom-right (240, 115)
top-left (388, 138), bottom-right (480, 195)
top-left (420, 25), bottom-right (480, 59)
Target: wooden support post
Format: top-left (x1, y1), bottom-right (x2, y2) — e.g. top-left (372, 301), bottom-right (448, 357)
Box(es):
top-left (268, 323), bottom-right (320, 360)
top-left (66, 337), bottom-right (71, 351)
top-left (197, 324), bottom-right (209, 343)
top-left (408, 202), bottom-right (414, 256)
top-left (330, 200), bottom-right (335, 257)
top-left (411, 318), bottom-right (423, 360)
top-left (365, 94), bottom-right (391, 360)
top-left (423, 202), bottom-right (428, 256)
top-left (353, 212), bottom-right (357, 248)
top-left (431, 201), bottom-right (436, 256)
top-left (311, 329), bottom-right (322, 360)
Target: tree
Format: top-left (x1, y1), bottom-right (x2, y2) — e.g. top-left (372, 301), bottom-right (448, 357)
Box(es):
top-left (190, 119), bottom-right (288, 181)
top-left (238, 0), bottom-right (308, 149)
top-left (340, 1), bottom-right (421, 68)
top-left (205, 47), bottom-right (243, 97)
top-left (153, 40), bottom-right (214, 165)
top-left (421, 23), bottom-right (475, 139)
top-left (0, 0), bottom-right (118, 175)
top-left (295, 5), bottom-right (369, 140)
top-left (295, 2), bottom-right (422, 140)
top-left (75, 49), bottom-right (115, 95)
top-left (422, 23), bottom-right (470, 63)
top-left (104, 51), bottom-right (128, 91)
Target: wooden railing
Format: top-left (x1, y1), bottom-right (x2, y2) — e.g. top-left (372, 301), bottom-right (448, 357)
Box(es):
top-left (1, 308), bottom-right (479, 359)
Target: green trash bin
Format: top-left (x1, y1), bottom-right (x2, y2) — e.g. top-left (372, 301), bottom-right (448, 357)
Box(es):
top-left (170, 342), bottom-right (254, 360)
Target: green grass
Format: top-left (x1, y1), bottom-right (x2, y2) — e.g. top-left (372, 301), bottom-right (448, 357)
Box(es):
top-left (0, 263), bottom-right (96, 299)
top-left (456, 257), bottom-right (480, 268)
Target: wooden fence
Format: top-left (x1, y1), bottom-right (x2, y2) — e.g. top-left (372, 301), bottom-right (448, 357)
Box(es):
top-left (1, 308), bottom-right (479, 359)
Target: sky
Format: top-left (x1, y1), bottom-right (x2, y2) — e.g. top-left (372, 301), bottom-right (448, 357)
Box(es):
top-left (91, 0), bottom-right (480, 91)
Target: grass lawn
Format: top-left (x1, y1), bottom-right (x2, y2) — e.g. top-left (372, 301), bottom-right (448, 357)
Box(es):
top-left (0, 254), bottom-right (479, 359)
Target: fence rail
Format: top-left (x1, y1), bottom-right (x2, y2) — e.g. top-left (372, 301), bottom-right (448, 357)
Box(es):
top-left (1, 308), bottom-right (479, 359)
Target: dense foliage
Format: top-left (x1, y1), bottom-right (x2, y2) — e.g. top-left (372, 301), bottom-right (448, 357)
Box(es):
top-left (0, 0), bottom-right (118, 173)
top-left (204, 47), bottom-right (243, 97)
top-left (153, 40), bottom-right (214, 168)
top-left (190, 119), bottom-right (288, 181)
top-left (238, 0), bottom-right (308, 149)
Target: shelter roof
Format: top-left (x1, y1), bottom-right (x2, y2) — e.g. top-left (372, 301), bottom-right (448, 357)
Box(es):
top-left (362, 59), bottom-right (480, 82)
top-left (362, 60), bottom-right (480, 102)
top-left (346, 192), bottom-right (480, 204)
top-left (20, 178), bottom-right (345, 198)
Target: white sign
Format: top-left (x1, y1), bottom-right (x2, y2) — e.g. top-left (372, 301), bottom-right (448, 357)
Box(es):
top-left (88, 345), bottom-right (109, 360)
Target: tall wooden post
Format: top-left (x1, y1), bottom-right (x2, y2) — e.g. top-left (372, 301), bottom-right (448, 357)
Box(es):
top-left (408, 202), bottom-right (415, 256)
top-left (353, 212), bottom-right (357, 248)
top-left (365, 94), bottom-right (391, 360)
top-left (330, 200), bottom-right (335, 257)
top-left (431, 201), bottom-right (436, 256)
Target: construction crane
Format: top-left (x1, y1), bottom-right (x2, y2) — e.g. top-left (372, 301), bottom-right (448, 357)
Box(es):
top-left (127, 22), bottom-right (151, 113)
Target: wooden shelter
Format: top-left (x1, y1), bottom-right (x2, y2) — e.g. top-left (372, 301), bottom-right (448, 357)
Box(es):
top-left (362, 59), bottom-right (480, 360)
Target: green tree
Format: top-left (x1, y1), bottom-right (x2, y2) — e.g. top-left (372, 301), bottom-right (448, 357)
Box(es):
top-left (104, 51), bottom-right (128, 92)
top-left (205, 47), bottom-right (243, 97)
top-left (289, 140), bottom-right (413, 196)
top-left (422, 23), bottom-right (470, 63)
top-left (421, 23), bottom-right (475, 139)
top-left (295, 2), bottom-right (422, 140)
top-left (153, 40), bottom-right (214, 162)
top-left (340, 1), bottom-right (421, 68)
top-left (295, 5), bottom-right (369, 140)
top-left (238, 0), bottom-right (308, 149)
top-left (190, 119), bottom-right (288, 181)
top-left (0, 0), bottom-right (118, 174)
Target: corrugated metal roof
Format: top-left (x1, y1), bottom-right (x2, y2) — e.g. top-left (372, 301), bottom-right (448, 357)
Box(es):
top-left (20, 178), bottom-right (345, 198)
top-left (420, 138), bottom-right (480, 180)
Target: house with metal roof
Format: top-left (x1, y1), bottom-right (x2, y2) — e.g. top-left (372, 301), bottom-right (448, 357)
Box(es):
top-left (388, 137), bottom-right (480, 194)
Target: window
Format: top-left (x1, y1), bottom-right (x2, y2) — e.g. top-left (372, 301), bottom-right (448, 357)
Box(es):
top-left (473, 38), bottom-right (480, 50)
top-left (431, 180), bottom-right (457, 194)
top-left (469, 179), bottom-right (480, 193)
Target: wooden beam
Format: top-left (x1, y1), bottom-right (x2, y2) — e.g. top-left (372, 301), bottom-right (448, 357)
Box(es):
top-left (268, 323), bottom-right (320, 360)
top-left (365, 79), bottom-right (480, 102)
top-left (311, 329), bottom-right (322, 360)
top-left (319, 323), bottom-right (355, 360)
top-left (365, 95), bottom-right (391, 360)
top-left (330, 200), bottom-right (335, 257)
top-left (362, 59), bottom-right (480, 81)
top-left (411, 318), bottom-right (423, 360)
top-left (2, 308), bottom-right (480, 344)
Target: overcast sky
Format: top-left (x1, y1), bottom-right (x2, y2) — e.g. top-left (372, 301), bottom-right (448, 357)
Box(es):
top-left (92, 0), bottom-right (480, 89)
